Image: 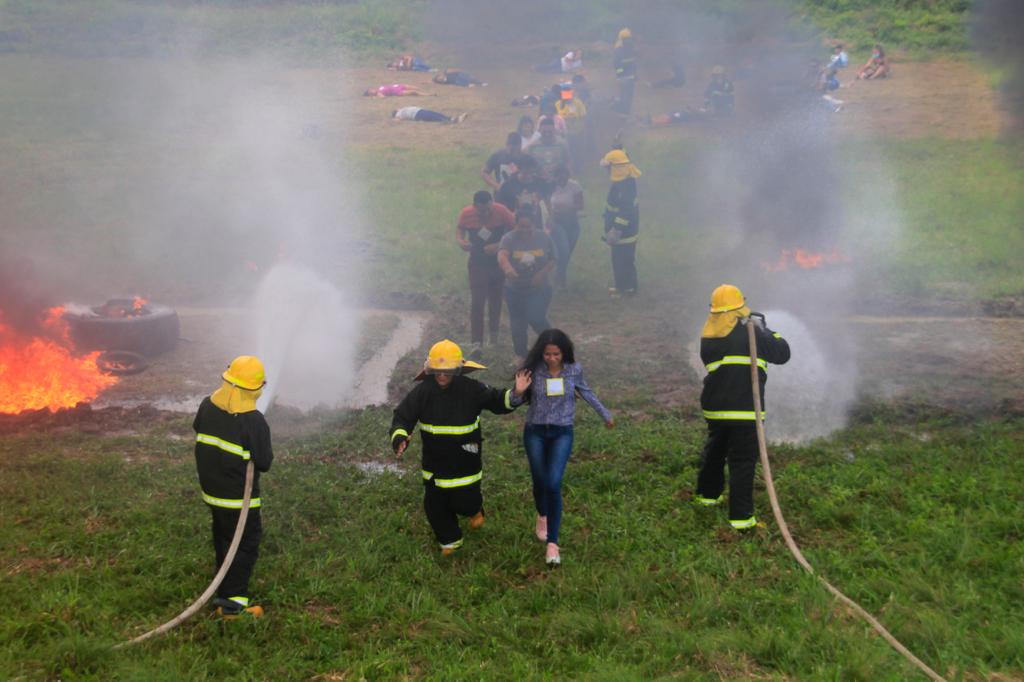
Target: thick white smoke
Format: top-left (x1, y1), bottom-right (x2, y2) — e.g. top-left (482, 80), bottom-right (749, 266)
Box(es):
top-left (149, 58), bottom-right (365, 412)
top-left (254, 263), bottom-right (359, 411)
top-left (760, 309), bottom-right (857, 443)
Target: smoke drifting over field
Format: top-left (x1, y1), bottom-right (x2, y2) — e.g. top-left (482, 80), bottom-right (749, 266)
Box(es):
top-left (2, 52), bottom-right (365, 411)
top-left (972, 0), bottom-right (1024, 129)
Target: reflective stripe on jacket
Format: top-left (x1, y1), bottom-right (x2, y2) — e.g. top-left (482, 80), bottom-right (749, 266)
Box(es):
top-left (390, 376), bottom-right (521, 482)
top-left (193, 397), bottom-right (273, 507)
top-left (699, 321), bottom-right (790, 420)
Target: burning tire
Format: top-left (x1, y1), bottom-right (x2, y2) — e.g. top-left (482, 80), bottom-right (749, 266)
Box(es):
top-left (97, 350), bottom-right (149, 376)
top-left (63, 300), bottom-right (180, 357)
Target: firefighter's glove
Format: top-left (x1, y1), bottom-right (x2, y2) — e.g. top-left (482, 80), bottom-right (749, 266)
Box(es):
top-left (391, 435), bottom-right (409, 456)
top-left (749, 312), bottom-right (767, 330)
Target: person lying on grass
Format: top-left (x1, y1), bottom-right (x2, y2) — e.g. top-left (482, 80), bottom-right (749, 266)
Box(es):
top-left (392, 106), bottom-right (468, 124)
top-left (433, 69), bottom-right (487, 87)
top-left (390, 340), bottom-right (531, 556)
top-left (364, 84), bottom-right (435, 97)
top-left (387, 54), bottom-right (433, 72)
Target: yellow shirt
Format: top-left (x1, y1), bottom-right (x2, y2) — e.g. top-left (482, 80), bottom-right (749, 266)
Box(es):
top-left (555, 99), bottom-right (587, 133)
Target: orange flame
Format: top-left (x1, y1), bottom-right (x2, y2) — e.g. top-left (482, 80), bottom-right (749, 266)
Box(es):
top-left (132, 296), bottom-right (148, 312)
top-left (762, 248), bottom-right (849, 273)
top-left (0, 309), bottom-right (118, 414)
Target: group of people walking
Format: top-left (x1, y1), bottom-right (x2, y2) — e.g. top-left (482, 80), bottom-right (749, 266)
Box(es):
top-left (185, 26), bottom-right (794, 619)
top-left (389, 331), bottom-right (613, 567)
top-left (459, 140), bottom-right (643, 363)
top-left (192, 281), bottom-right (788, 615)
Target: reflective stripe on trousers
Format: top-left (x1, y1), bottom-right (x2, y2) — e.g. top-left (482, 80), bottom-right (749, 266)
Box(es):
top-left (421, 470), bottom-right (483, 488)
top-left (702, 410), bottom-right (765, 420)
top-left (203, 492), bottom-right (262, 509)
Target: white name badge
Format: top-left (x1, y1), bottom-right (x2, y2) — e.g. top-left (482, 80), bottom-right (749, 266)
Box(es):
top-left (519, 252), bottom-right (536, 266)
top-left (478, 227), bottom-right (493, 241)
top-left (546, 377), bottom-right (565, 396)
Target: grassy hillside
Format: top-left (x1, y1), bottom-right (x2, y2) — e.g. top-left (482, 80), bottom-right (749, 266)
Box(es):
top-left (0, 0), bottom-right (976, 59)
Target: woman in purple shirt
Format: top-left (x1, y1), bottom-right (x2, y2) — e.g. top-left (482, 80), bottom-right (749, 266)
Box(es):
top-left (519, 329), bottom-right (613, 566)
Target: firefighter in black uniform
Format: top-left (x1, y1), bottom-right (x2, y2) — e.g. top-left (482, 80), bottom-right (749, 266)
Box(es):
top-left (613, 28), bottom-right (637, 115)
top-left (601, 148), bottom-right (641, 296)
top-left (391, 339), bottom-right (532, 555)
top-left (193, 355), bottom-right (273, 617)
top-left (695, 285), bottom-right (790, 530)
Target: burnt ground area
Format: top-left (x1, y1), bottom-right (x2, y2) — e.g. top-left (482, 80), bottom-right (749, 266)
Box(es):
top-left (4, 298), bottom-right (1022, 437)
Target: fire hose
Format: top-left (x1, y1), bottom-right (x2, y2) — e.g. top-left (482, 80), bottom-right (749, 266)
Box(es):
top-left (115, 460), bottom-right (254, 649)
top-left (746, 320), bottom-right (946, 681)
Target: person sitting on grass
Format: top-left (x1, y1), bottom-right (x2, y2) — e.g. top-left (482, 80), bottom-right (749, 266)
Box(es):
top-left (392, 106), bottom-right (468, 124)
top-left (390, 340), bottom-right (532, 556)
top-left (433, 69), bottom-right (487, 87)
top-left (826, 44), bottom-right (849, 71)
top-left (387, 54), bottom-right (433, 72)
top-left (857, 44), bottom-right (890, 80)
top-left (364, 84), bottom-right (435, 97)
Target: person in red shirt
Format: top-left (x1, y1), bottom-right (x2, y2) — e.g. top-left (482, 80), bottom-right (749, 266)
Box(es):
top-left (456, 191), bottom-right (516, 356)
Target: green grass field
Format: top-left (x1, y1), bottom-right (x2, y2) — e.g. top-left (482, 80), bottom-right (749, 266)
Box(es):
top-left (1, 13), bottom-right (1023, 679)
top-left (2, 410), bottom-right (1022, 679)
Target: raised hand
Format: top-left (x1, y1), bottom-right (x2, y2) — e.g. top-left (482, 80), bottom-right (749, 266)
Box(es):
top-left (513, 369), bottom-right (533, 396)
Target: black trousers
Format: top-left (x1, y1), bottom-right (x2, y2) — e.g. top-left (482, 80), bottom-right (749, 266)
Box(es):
top-left (210, 506), bottom-right (262, 601)
top-left (611, 242), bottom-right (638, 292)
top-left (615, 77), bottom-right (635, 114)
top-left (423, 480), bottom-right (483, 546)
top-left (695, 421), bottom-right (758, 522)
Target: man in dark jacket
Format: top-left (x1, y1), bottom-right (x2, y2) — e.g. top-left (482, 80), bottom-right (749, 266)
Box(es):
top-left (193, 355), bottom-right (273, 617)
top-left (391, 340), bottom-right (532, 555)
top-left (695, 285), bottom-right (790, 530)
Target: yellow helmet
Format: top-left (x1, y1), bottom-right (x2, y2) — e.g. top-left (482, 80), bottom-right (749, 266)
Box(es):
top-left (416, 339), bottom-right (486, 380)
top-left (222, 355), bottom-right (266, 390)
top-left (709, 284), bottom-right (746, 313)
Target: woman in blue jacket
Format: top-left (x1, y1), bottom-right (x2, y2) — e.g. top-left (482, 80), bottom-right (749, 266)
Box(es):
top-left (519, 329), bottom-right (613, 566)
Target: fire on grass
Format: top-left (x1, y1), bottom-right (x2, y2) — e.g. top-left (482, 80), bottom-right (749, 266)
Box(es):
top-left (0, 307), bottom-right (118, 414)
top-left (762, 248), bottom-right (850, 273)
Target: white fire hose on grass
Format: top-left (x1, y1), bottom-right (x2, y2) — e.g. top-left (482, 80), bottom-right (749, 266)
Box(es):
top-left (116, 461), bottom-right (255, 649)
top-left (746, 319), bottom-right (946, 681)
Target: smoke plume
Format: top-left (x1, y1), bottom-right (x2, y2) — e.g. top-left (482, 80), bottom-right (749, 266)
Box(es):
top-left (971, 0), bottom-right (1024, 130)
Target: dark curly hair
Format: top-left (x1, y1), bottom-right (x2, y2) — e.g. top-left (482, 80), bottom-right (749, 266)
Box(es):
top-left (519, 329), bottom-right (575, 400)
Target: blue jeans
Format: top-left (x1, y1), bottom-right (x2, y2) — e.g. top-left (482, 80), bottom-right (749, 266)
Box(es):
top-left (551, 214), bottom-right (581, 288)
top-left (504, 285), bottom-right (552, 357)
top-left (523, 423), bottom-right (574, 544)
